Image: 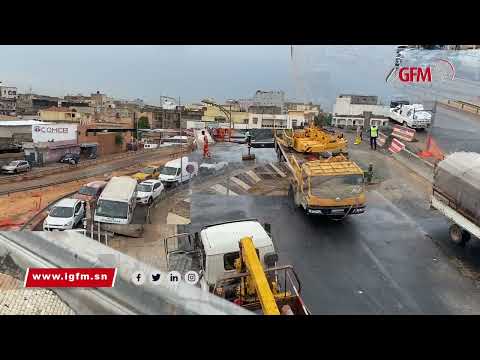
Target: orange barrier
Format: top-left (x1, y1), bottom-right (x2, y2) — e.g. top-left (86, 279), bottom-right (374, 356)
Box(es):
top-left (418, 135), bottom-right (445, 161)
top-left (392, 125), bottom-right (416, 142)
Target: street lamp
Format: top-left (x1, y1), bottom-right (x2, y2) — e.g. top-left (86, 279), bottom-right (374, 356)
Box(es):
top-left (201, 99), bottom-right (233, 141)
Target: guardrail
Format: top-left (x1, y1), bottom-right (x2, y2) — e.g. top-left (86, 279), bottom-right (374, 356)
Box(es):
top-left (441, 100), bottom-right (480, 116)
top-left (0, 231), bottom-right (251, 315)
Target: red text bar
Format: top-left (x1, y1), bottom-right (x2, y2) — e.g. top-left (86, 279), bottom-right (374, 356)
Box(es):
top-left (24, 268), bottom-right (117, 288)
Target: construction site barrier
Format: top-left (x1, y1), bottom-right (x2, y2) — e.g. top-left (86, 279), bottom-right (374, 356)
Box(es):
top-left (392, 125), bottom-right (416, 142)
top-left (377, 132), bottom-right (388, 147)
top-left (389, 138), bottom-right (406, 153)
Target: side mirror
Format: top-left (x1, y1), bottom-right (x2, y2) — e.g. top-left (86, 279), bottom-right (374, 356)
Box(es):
top-left (264, 252), bottom-right (278, 267)
top-left (263, 223), bottom-right (271, 236)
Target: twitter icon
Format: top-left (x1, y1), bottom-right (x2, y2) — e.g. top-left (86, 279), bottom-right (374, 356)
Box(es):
top-left (149, 271), bottom-right (162, 285)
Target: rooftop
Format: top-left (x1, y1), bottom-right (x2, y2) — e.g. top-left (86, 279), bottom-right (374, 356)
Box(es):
top-left (41, 107), bottom-right (74, 113)
top-left (0, 120), bottom-right (51, 126)
top-left (201, 220), bottom-right (273, 256)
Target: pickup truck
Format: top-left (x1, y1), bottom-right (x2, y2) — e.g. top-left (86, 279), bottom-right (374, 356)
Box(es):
top-left (389, 104), bottom-right (431, 129)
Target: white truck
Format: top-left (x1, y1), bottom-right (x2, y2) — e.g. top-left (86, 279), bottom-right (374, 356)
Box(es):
top-left (164, 219), bottom-right (310, 315)
top-left (158, 156), bottom-right (198, 187)
top-left (389, 104), bottom-right (431, 129)
top-left (431, 152), bottom-right (480, 246)
top-left (94, 176), bottom-right (138, 225)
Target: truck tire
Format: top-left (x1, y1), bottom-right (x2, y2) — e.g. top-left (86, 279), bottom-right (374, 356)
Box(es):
top-left (449, 224), bottom-right (470, 246)
top-left (288, 185), bottom-right (300, 208)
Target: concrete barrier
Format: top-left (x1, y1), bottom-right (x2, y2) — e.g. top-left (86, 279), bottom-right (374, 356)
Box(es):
top-left (391, 148), bottom-right (434, 183)
top-left (0, 231), bottom-right (251, 315)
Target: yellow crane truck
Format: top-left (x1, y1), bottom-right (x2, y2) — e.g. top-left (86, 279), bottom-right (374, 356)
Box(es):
top-left (164, 219), bottom-right (310, 315)
top-left (275, 128), bottom-right (366, 218)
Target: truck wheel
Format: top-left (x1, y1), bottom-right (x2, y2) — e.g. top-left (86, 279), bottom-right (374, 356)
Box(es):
top-left (449, 224), bottom-right (470, 246)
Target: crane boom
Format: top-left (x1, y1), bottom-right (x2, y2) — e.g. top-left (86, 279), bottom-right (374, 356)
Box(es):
top-left (238, 236), bottom-right (280, 315)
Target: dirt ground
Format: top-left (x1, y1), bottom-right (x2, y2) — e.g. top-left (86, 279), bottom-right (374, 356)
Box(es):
top-left (0, 163), bottom-right (161, 230)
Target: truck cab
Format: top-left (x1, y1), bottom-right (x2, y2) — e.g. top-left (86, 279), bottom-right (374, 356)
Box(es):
top-left (165, 219), bottom-right (276, 290)
top-left (164, 219), bottom-right (309, 314)
top-left (389, 104), bottom-right (431, 129)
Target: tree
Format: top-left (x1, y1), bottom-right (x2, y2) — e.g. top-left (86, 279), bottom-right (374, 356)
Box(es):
top-left (137, 116), bottom-right (150, 129)
top-left (115, 133), bottom-right (123, 145)
top-left (314, 113), bottom-right (332, 127)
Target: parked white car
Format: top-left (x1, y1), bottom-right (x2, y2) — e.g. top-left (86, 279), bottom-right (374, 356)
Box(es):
top-left (43, 198), bottom-right (86, 231)
top-left (136, 179), bottom-right (164, 205)
top-left (1, 160), bottom-right (30, 174)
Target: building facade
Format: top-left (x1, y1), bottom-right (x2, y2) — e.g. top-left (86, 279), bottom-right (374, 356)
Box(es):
top-left (16, 94), bottom-right (61, 115)
top-left (253, 90), bottom-right (285, 108)
top-left (332, 94), bottom-right (389, 128)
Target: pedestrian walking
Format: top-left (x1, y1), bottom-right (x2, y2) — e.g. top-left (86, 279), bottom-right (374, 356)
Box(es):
top-left (202, 130), bottom-right (211, 158)
top-left (370, 124), bottom-right (378, 150)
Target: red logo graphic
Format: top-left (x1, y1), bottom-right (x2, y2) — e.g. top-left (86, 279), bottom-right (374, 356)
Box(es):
top-left (398, 67), bottom-right (432, 82)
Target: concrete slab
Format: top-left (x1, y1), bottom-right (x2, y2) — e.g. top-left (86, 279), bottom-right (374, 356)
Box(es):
top-left (268, 163), bottom-right (287, 178)
top-left (167, 212), bottom-right (191, 225)
top-left (245, 170), bottom-right (261, 183)
top-left (230, 176), bottom-right (251, 191)
top-left (210, 184), bottom-right (239, 196)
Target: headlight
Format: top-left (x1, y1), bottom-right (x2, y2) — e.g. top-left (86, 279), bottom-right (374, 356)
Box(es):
top-left (66, 221), bottom-right (73, 226)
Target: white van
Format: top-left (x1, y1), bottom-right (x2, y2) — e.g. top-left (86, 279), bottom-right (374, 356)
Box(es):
top-left (94, 176), bottom-right (138, 224)
top-left (159, 156), bottom-right (198, 187)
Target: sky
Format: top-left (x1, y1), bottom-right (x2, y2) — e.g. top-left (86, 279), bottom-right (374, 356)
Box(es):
top-left (0, 45), bottom-right (400, 110)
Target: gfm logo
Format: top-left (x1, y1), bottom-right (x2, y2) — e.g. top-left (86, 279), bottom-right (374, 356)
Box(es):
top-left (387, 58), bottom-right (455, 84)
top-left (398, 67), bottom-right (432, 82)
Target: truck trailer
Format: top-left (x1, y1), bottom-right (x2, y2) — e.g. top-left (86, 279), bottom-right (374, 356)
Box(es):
top-left (430, 152), bottom-right (480, 246)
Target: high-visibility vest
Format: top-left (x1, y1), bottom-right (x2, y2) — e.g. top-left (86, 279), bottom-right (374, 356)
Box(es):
top-left (370, 126), bottom-right (378, 137)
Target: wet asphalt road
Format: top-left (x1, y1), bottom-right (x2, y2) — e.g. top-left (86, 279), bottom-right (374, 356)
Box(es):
top-left (430, 103), bottom-right (480, 154)
top-left (190, 192), bottom-right (480, 315)
top-left (185, 141), bottom-right (480, 314)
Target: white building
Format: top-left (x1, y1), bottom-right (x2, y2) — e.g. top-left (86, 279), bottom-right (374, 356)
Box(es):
top-left (248, 113), bottom-right (301, 129)
top-left (332, 94), bottom-right (389, 128)
top-left (0, 82), bottom-right (17, 100)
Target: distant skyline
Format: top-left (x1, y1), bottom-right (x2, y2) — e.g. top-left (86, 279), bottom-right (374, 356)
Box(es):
top-left (0, 45), bottom-right (399, 110)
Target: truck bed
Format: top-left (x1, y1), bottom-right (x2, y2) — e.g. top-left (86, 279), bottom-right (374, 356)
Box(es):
top-left (431, 190), bottom-right (480, 240)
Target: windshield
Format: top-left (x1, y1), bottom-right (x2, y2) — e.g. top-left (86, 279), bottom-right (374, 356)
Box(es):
top-left (137, 184), bottom-right (152, 192)
top-left (49, 206), bottom-right (73, 218)
top-left (143, 167), bottom-right (156, 174)
top-left (161, 166), bottom-right (179, 176)
top-left (95, 200), bottom-right (129, 219)
top-left (78, 186), bottom-right (97, 196)
top-left (310, 175), bottom-right (364, 199)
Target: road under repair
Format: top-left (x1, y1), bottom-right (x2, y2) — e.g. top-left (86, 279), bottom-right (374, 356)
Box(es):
top-left (98, 134), bottom-right (480, 314)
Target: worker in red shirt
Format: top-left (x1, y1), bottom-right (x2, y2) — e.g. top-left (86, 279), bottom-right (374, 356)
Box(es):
top-left (202, 130), bottom-right (211, 158)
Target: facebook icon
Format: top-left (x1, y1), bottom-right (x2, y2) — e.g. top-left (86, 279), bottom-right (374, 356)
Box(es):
top-left (131, 271), bottom-right (146, 285)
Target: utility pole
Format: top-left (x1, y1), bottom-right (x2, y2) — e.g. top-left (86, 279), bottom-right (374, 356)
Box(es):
top-left (179, 96), bottom-right (183, 184)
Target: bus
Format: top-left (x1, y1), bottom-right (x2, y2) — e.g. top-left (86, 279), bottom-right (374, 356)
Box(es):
top-left (94, 176), bottom-right (138, 225)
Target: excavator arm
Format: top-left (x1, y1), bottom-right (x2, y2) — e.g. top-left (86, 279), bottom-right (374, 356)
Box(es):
top-left (237, 236), bottom-right (281, 315)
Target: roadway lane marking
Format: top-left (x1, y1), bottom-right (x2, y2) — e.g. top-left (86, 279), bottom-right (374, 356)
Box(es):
top-left (230, 176), bottom-right (251, 191)
top-left (269, 163), bottom-right (287, 178)
top-left (167, 212), bottom-right (190, 225)
top-left (245, 170), bottom-right (261, 183)
top-left (211, 184), bottom-right (239, 196)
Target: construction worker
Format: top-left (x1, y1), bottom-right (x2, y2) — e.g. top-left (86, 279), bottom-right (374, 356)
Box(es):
top-left (370, 123), bottom-right (378, 150)
top-left (202, 130), bottom-right (211, 158)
